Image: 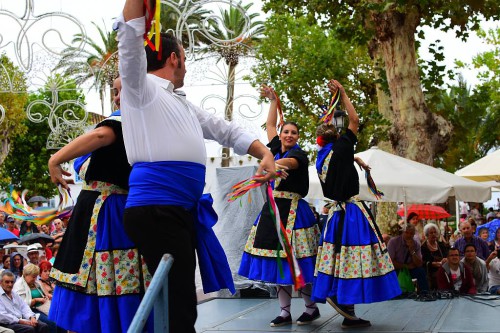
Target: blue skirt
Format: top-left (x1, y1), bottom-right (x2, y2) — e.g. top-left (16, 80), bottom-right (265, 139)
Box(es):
top-left (49, 192), bottom-right (152, 333)
top-left (311, 201), bottom-right (401, 304)
top-left (238, 197), bottom-right (320, 285)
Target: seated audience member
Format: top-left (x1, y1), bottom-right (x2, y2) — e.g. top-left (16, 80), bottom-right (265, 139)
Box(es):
top-left (454, 220), bottom-right (490, 260)
top-left (0, 270), bottom-right (49, 333)
top-left (436, 248), bottom-right (476, 294)
top-left (486, 249), bottom-right (500, 294)
top-left (37, 262), bottom-right (53, 300)
top-left (461, 243), bottom-right (489, 293)
top-left (488, 228), bottom-right (500, 253)
top-left (486, 207), bottom-right (496, 222)
top-left (388, 224), bottom-right (429, 292)
top-left (19, 222), bottom-right (36, 238)
top-left (9, 253), bottom-right (23, 281)
top-left (26, 246), bottom-right (40, 266)
top-left (1, 256), bottom-right (10, 273)
top-left (39, 225), bottom-right (50, 236)
top-left (407, 213), bottom-right (424, 242)
top-left (49, 220), bottom-right (65, 248)
top-left (13, 265), bottom-right (63, 333)
top-left (6, 217), bottom-right (19, 238)
top-left (421, 223), bottom-right (448, 290)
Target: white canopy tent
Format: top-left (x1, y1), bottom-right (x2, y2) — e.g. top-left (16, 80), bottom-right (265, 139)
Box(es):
top-left (455, 149), bottom-right (500, 182)
top-left (307, 146), bottom-right (491, 204)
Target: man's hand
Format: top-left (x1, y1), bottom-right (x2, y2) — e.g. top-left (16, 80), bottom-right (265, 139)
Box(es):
top-left (255, 152), bottom-right (276, 183)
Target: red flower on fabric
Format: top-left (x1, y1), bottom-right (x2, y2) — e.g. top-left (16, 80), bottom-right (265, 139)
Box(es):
top-left (324, 255), bottom-right (329, 260)
top-left (129, 268), bottom-right (135, 275)
top-left (114, 257), bottom-right (120, 265)
top-left (128, 251), bottom-right (135, 260)
top-left (102, 272), bottom-right (107, 278)
top-left (101, 253), bottom-right (109, 262)
top-left (116, 286), bottom-right (122, 295)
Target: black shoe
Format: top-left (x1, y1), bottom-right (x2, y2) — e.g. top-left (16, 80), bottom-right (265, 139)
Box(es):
top-left (341, 318), bottom-right (371, 329)
top-left (296, 308), bottom-right (320, 325)
top-left (326, 297), bottom-right (358, 320)
top-left (270, 315), bottom-right (292, 327)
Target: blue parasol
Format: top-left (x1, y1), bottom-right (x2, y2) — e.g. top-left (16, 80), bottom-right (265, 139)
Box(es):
top-left (475, 219), bottom-right (500, 242)
top-left (0, 228), bottom-right (19, 243)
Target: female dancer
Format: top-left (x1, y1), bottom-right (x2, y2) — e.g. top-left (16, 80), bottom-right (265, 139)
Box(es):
top-left (48, 77), bottom-right (151, 333)
top-left (312, 79), bottom-right (401, 329)
top-left (239, 85), bottom-right (321, 327)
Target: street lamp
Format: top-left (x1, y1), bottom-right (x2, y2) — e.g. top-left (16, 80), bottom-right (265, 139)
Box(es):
top-left (333, 105), bottom-right (347, 133)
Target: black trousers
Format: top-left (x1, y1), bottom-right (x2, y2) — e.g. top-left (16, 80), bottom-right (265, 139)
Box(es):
top-left (124, 205), bottom-right (197, 333)
top-left (3, 322), bottom-right (49, 333)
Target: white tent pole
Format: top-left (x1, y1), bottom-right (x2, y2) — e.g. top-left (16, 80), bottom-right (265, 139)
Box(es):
top-left (455, 200), bottom-right (460, 232)
top-left (403, 187), bottom-right (407, 225)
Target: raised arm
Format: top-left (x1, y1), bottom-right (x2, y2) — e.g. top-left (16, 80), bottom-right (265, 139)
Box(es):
top-left (123, 0), bottom-right (151, 21)
top-left (48, 127), bottom-right (116, 189)
top-left (328, 80), bottom-right (359, 135)
top-left (261, 85), bottom-right (279, 141)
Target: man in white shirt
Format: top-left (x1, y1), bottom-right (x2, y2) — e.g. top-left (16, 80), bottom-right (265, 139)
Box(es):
top-left (116, 1), bottom-right (275, 332)
top-left (0, 271), bottom-right (48, 333)
top-left (486, 250), bottom-right (500, 294)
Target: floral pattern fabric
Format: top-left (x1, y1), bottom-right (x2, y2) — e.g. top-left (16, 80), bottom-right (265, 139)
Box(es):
top-left (244, 190), bottom-right (320, 258)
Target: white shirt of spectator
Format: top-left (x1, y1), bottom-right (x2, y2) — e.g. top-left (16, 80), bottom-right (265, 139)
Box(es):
top-left (0, 286), bottom-right (35, 325)
top-left (488, 257), bottom-right (500, 289)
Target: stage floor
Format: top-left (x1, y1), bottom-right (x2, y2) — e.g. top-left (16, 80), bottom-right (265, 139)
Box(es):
top-left (196, 295), bottom-right (500, 332)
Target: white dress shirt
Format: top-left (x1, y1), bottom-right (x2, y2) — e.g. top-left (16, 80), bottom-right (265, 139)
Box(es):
top-left (0, 286), bottom-right (35, 325)
top-left (115, 15), bottom-right (258, 166)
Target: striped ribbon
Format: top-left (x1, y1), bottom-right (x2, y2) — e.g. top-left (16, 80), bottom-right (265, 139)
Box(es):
top-left (266, 183), bottom-right (305, 290)
top-left (1, 186), bottom-right (73, 225)
top-left (319, 89), bottom-right (340, 124)
top-left (144, 0), bottom-right (162, 60)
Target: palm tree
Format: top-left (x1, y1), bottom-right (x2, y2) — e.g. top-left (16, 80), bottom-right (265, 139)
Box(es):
top-left (160, 0), bottom-right (213, 49)
top-left (199, 1), bottom-right (264, 167)
top-left (54, 22), bottom-right (118, 115)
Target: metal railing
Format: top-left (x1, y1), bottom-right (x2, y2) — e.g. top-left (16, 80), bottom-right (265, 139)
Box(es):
top-left (128, 254), bottom-right (174, 333)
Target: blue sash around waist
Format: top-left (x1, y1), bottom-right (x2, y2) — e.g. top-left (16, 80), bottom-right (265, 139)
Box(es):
top-left (126, 161), bottom-right (206, 209)
top-left (126, 160), bottom-right (235, 294)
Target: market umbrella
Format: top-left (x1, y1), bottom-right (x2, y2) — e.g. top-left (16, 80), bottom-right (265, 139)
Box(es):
top-left (475, 219), bottom-right (500, 242)
top-left (0, 228), bottom-right (19, 243)
top-left (27, 196), bottom-right (48, 203)
top-left (397, 204), bottom-right (451, 220)
top-left (455, 149), bottom-right (500, 182)
top-left (18, 232), bottom-right (54, 245)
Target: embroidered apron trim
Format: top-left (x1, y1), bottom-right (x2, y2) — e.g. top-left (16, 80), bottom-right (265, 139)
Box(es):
top-left (244, 191), bottom-right (320, 258)
top-left (319, 150), bottom-right (333, 183)
top-left (50, 180), bottom-right (133, 293)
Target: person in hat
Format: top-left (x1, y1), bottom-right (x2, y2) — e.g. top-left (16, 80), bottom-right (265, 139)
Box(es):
top-left (26, 245), bottom-right (40, 266)
top-left (6, 217), bottom-right (19, 238)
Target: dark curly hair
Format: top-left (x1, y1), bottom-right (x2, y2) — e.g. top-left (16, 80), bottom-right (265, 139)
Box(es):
top-left (316, 123), bottom-right (338, 144)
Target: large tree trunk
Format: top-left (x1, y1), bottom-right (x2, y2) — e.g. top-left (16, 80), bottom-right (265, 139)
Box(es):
top-left (370, 7), bottom-right (451, 164)
top-left (221, 62), bottom-right (236, 167)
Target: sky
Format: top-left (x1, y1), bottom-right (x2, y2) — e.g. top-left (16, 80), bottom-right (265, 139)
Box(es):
top-left (0, 0), bottom-right (499, 206)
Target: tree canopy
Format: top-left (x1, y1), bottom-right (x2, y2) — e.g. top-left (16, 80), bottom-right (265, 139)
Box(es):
top-left (251, 13), bottom-right (389, 155)
top-left (0, 54), bottom-right (28, 167)
top-left (0, 76), bottom-right (86, 197)
top-left (262, 0), bottom-right (500, 164)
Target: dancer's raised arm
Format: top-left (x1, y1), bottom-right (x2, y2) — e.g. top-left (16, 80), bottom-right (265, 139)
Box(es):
top-left (261, 85), bottom-right (279, 142)
top-left (327, 79), bottom-right (359, 135)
